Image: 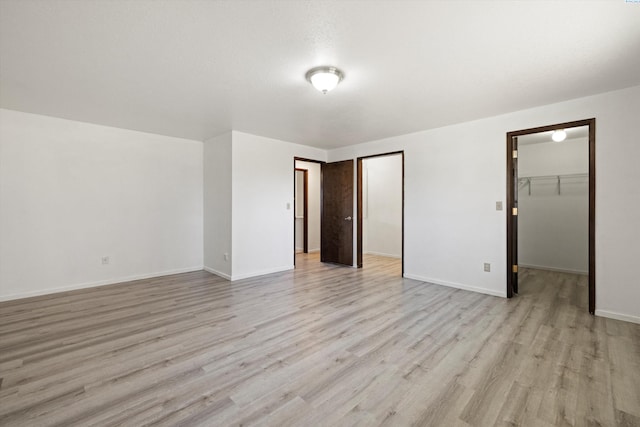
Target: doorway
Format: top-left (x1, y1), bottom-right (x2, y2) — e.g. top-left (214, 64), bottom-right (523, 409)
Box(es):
top-left (506, 119), bottom-right (595, 313)
top-left (294, 168), bottom-right (308, 253)
top-left (357, 151), bottom-right (404, 275)
top-left (296, 157), bottom-right (356, 269)
top-left (293, 157), bottom-right (323, 267)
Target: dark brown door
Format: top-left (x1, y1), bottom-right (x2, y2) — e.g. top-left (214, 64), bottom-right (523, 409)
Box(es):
top-left (512, 136), bottom-right (519, 294)
top-left (321, 160), bottom-right (354, 266)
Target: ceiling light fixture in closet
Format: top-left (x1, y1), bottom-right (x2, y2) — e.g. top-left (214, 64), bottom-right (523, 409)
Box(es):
top-left (552, 129), bottom-right (567, 142)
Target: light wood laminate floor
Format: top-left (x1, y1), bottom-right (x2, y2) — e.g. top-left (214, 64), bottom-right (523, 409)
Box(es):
top-left (1, 255), bottom-right (639, 426)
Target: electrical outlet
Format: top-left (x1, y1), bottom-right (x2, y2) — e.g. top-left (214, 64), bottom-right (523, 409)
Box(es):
top-left (496, 201), bottom-right (503, 211)
top-left (286, 202), bottom-right (291, 210)
top-left (484, 263), bottom-right (490, 272)
top-left (224, 253), bottom-right (229, 262)
top-left (101, 256), bottom-right (110, 265)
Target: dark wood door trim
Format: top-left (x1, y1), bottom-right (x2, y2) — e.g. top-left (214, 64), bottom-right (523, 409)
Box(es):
top-left (357, 158), bottom-right (363, 268)
top-left (294, 157), bottom-right (325, 164)
top-left (506, 118), bottom-right (595, 313)
top-left (356, 151), bottom-right (405, 276)
top-left (506, 136), bottom-right (518, 295)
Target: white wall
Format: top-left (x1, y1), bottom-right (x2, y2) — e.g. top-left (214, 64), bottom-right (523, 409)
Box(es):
top-left (231, 132), bottom-right (325, 280)
top-left (0, 109), bottom-right (203, 300)
top-left (295, 160), bottom-right (321, 252)
top-left (3, 86), bottom-right (639, 324)
top-left (363, 155), bottom-right (402, 258)
top-left (328, 85), bottom-right (640, 324)
top-left (203, 132), bottom-right (232, 279)
top-left (294, 218), bottom-right (304, 251)
top-left (518, 138), bottom-right (588, 274)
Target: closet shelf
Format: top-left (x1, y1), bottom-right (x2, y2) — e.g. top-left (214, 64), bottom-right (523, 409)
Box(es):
top-left (518, 173), bottom-right (588, 196)
top-left (518, 173), bottom-right (588, 181)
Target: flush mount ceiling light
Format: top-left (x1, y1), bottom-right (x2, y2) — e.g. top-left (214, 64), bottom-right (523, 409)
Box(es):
top-left (552, 129), bottom-right (567, 142)
top-left (305, 66), bottom-right (344, 94)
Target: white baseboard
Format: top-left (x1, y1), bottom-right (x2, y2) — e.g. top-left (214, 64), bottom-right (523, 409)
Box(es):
top-left (0, 266), bottom-right (204, 302)
top-left (364, 250), bottom-right (401, 259)
top-left (203, 266), bottom-right (231, 281)
top-left (308, 248), bottom-right (320, 253)
top-left (595, 309), bottom-right (640, 325)
top-left (231, 265), bottom-right (294, 281)
top-left (403, 273), bottom-right (506, 298)
top-left (519, 264), bottom-right (588, 276)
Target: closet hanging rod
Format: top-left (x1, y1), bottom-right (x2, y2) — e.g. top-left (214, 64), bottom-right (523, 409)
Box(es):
top-left (518, 173), bottom-right (588, 181)
top-left (518, 173), bottom-right (588, 196)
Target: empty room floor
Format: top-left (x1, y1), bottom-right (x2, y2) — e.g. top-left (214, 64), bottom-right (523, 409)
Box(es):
top-left (1, 255), bottom-right (639, 426)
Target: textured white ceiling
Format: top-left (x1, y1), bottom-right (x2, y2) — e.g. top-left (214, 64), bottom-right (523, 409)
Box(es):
top-left (1, 1), bottom-right (639, 148)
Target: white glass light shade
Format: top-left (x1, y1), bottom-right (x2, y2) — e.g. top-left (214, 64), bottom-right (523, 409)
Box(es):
top-left (310, 72), bottom-right (340, 93)
top-left (552, 130), bottom-right (567, 142)
top-left (305, 66), bottom-right (344, 94)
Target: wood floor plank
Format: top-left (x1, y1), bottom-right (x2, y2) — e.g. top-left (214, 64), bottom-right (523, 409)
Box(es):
top-left (0, 259), bottom-right (638, 426)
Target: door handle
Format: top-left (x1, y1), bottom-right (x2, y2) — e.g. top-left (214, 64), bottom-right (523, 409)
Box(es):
top-left (344, 216), bottom-right (352, 221)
